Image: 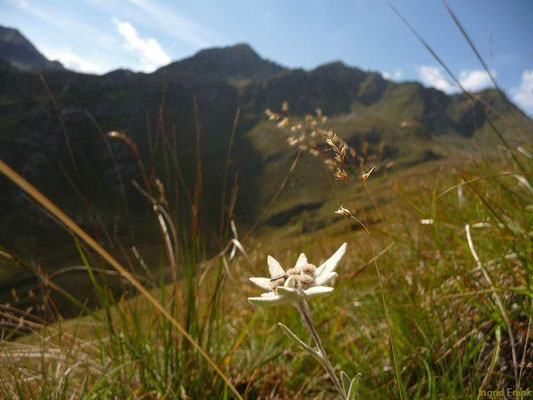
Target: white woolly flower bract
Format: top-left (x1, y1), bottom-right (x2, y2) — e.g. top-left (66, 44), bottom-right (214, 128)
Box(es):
top-left (247, 243), bottom-right (347, 307)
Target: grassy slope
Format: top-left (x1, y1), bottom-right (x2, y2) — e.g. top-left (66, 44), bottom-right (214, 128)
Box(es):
top-left (1, 88), bottom-right (528, 309)
top-left (3, 134), bottom-right (531, 399)
top-left (1, 72), bottom-right (532, 397)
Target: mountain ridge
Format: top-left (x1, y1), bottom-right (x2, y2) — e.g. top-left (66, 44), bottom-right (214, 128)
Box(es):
top-left (0, 24), bottom-right (531, 257)
top-left (0, 26), bottom-right (64, 72)
top-left (155, 42), bottom-right (287, 80)
top-left (0, 24), bottom-right (521, 113)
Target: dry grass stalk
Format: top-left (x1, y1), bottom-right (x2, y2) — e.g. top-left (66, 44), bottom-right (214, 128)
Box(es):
top-left (465, 223), bottom-right (519, 381)
top-left (0, 160), bottom-right (244, 400)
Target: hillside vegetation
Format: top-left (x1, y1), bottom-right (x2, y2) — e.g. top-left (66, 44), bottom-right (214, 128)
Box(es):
top-left (0, 24), bottom-right (532, 399)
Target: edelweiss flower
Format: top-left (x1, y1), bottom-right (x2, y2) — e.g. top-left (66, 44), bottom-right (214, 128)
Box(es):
top-left (248, 243), bottom-right (347, 307)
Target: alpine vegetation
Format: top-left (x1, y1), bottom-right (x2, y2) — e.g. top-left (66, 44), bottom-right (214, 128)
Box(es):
top-left (248, 243), bottom-right (361, 400)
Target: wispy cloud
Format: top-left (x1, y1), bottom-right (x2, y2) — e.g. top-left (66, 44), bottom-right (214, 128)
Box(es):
top-left (511, 70), bottom-right (533, 117)
top-left (8, 0), bottom-right (118, 73)
top-left (9, 0), bottom-right (115, 46)
top-left (418, 66), bottom-right (496, 94)
top-left (10, 0), bottom-right (30, 8)
top-left (41, 47), bottom-right (103, 74)
top-left (111, 17), bottom-right (171, 73)
top-left (123, 0), bottom-right (215, 48)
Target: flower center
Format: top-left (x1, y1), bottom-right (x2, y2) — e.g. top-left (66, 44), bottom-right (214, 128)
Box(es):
top-left (269, 274), bottom-right (287, 291)
top-left (286, 263), bottom-right (316, 289)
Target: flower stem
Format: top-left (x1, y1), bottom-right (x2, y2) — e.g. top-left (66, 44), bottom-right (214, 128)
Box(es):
top-left (297, 298), bottom-right (346, 400)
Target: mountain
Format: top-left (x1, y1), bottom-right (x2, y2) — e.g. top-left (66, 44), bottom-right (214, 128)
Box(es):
top-left (156, 43), bottom-right (286, 80)
top-left (0, 26), bottom-right (64, 72)
top-left (0, 26), bottom-right (531, 268)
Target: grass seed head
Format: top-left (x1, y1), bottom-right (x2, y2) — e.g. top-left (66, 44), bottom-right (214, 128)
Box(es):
top-left (335, 205), bottom-right (354, 219)
top-left (360, 165), bottom-right (377, 184)
top-left (277, 117), bottom-right (290, 128)
top-left (265, 108), bottom-right (281, 120)
top-left (107, 130), bottom-right (138, 154)
top-left (334, 167), bottom-right (348, 181)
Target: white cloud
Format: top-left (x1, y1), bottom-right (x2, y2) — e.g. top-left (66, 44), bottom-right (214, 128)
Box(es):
top-left (418, 66), bottom-right (496, 94)
top-left (418, 66), bottom-right (455, 94)
top-left (111, 17), bottom-right (171, 73)
top-left (511, 70), bottom-right (533, 117)
top-left (381, 69), bottom-right (403, 81)
top-left (458, 69), bottom-right (495, 92)
top-left (40, 47), bottom-right (103, 74)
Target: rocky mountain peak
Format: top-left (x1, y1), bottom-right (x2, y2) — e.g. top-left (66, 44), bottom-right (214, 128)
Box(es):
top-left (0, 25), bottom-right (64, 72)
top-left (155, 42), bottom-right (286, 80)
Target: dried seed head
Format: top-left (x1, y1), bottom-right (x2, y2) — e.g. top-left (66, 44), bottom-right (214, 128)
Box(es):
top-left (360, 165), bottom-right (377, 184)
top-left (265, 108), bottom-right (281, 120)
top-left (335, 205), bottom-right (354, 219)
top-left (325, 138), bottom-right (336, 151)
top-left (277, 117), bottom-right (289, 128)
top-left (287, 137), bottom-right (298, 146)
top-left (334, 167), bottom-right (348, 181)
top-left (334, 147), bottom-right (346, 165)
top-left (108, 130), bottom-right (139, 154)
top-left (339, 143), bottom-right (347, 161)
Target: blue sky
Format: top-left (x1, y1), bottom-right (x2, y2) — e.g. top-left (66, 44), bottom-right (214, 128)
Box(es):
top-left (2, 0), bottom-right (533, 115)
